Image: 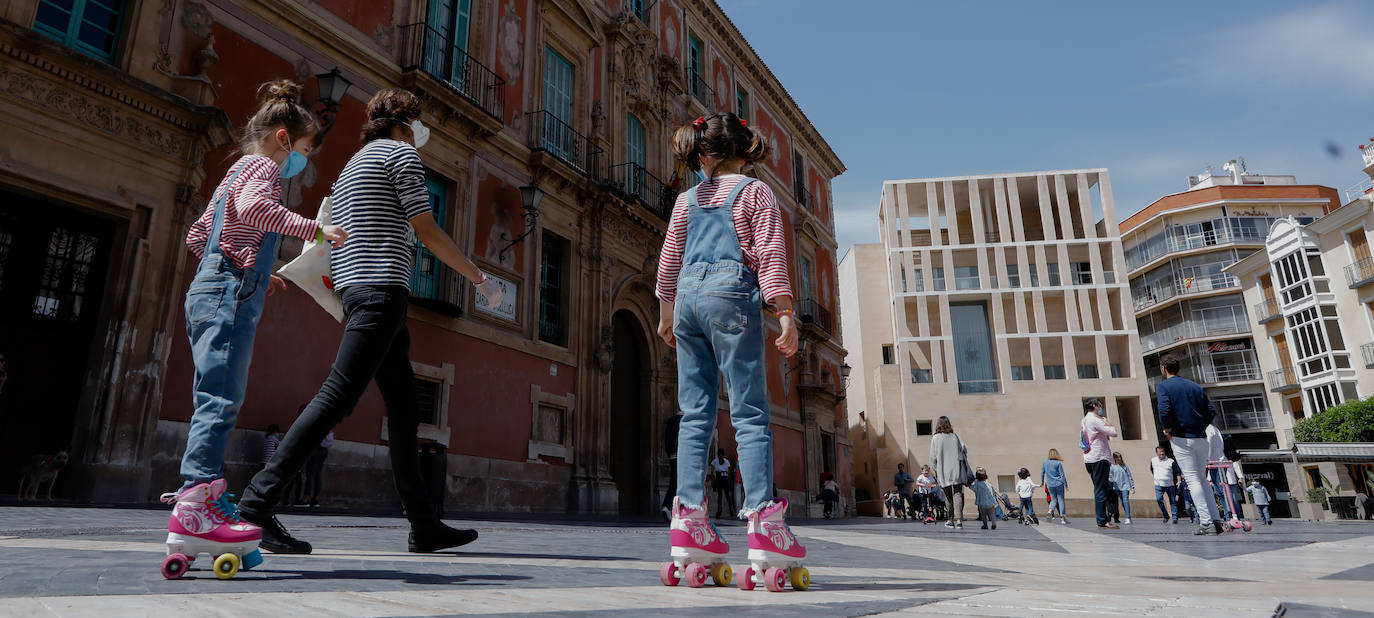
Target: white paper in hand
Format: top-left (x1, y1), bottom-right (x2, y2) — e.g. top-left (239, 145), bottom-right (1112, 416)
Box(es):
top-left (277, 196), bottom-right (344, 322)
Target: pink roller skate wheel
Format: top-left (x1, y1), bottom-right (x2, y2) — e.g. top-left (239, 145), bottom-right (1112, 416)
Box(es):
top-left (737, 567), bottom-right (756, 591)
top-left (659, 561), bottom-right (680, 587)
top-left (685, 562), bottom-right (709, 588)
top-left (1231, 520), bottom-right (1244, 530)
top-left (765, 567), bottom-right (787, 592)
top-left (1243, 522), bottom-right (1253, 532)
top-left (161, 553), bottom-right (190, 580)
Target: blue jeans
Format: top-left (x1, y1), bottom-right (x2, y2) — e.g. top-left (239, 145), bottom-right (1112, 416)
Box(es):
top-left (1258, 504), bottom-right (1271, 524)
top-left (1115, 489), bottom-right (1132, 520)
top-left (180, 252), bottom-right (272, 490)
top-left (1020, 496), bottom-right (1034, 518)
top-left (1048, 484), bottom-right (1066, 517)
top-left (1155, 485), bottom-right (1179, 520)
top-left (674, 263), bottom-right (771, 515)
top-left (1209, 469), bottom-right (1230, 518)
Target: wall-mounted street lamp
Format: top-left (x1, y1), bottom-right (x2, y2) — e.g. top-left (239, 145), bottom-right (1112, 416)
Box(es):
top-left (314, 67), bottom-right (352, 137)
top-left (497, 185), bottom-right (544, 262)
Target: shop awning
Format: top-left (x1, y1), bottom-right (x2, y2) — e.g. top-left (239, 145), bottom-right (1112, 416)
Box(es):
top-left (1239, 443), bottom-right (1374, 464)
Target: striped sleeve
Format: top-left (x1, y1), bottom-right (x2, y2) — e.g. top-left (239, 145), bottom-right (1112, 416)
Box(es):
top-left (743, 182), bottom-right (793, 302)
top-left (232, 158), bottom-right (319, 241)
top-left (655, 191), bottom-right (691, 303)
top-left (384, 144), bottom-right (432, 220)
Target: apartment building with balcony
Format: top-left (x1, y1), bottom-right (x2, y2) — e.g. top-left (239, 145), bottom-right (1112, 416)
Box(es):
top-left (0, 0), bottom-right (849, 514)
top-left (1120, 162), bottom-right (1339, 452)
top-left (842, 169), bottom-right (1158, 516)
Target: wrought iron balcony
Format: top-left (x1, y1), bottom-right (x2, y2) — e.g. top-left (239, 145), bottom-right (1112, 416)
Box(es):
top-left (527, 110), bottom-right (603, 178)
top-left (1363, 342), bottom-right (1374, 369)
top-left (793, 182), bottom-right (815, 214)
top-left (1254, 298), bottom-right (1281, 324)
top-left (686, 67), bottom-right (714, 106)
top-left (1267, 366), bottom-right (1299, 392)
top-left (398, 23), bottom-right (505, 121)
top-left (410, 245), bottom-right (463, 315)
top-left (1344, 256), bottom-right (1374, 288)
top-left (609, 162), bottom-right (674, 221)
top-left (797, 298), bottom-right (833, 335)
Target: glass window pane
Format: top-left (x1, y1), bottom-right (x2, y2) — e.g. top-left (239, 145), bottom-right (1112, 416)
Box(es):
top-left (80, 2), bottom-right (120, 32)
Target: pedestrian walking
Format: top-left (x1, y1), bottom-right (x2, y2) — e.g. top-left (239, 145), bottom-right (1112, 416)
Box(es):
top-left (930, 416), bottom-right (971, 529)
top-left (1205, 423), bottom-right (1231, 520)
top-left (661, 412), bottom-right (683, 522)
top-left (1110, 452), bottom-right (1134, 525)
top-left (261, 424), bottom-right (281, 471)
top-left (1155, 353), bottom-right (1224, 536)
top-left (655, 112), bottom-right (806, 583)
top-left (972, 468), bottom-right (997, 530)
top-left (238, 88), bottom-right (500, 554)
top-left (1247, 480), bottom-right (1272, 525)
top-left (818, 474), bottom-right (840, 519)
top-left (710, 449), bottom-right (737, 518)
top-left (301, 431), bottom-right (332, 507)
top-left (1081, 398), bottom-right (1119, 529)
top-left (893, 463), bottom-right (915, 520)
top-left (1016, 468), bottom-right (1041, 525)
top-left (1041, 448), bottom-right (1069, 524)
top-left (1149, 446), bottom-right (1182, 523)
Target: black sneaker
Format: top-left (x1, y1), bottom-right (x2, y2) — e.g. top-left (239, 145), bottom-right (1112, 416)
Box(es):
top-left (409, 521), bottom-right (479, 553)
top-left (1213, 521), bottom-right (1226, 535)
top-left (240, 507), bottom-right (313, 554)
top-left (1193, 524), bottom-right (1217, 536)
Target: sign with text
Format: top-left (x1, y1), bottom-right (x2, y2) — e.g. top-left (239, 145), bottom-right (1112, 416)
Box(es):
top-left (475, 272), bottom-right (517, 321)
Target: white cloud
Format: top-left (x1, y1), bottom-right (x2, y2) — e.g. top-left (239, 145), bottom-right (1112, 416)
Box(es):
top-left (1180, 3), bottom-right (1374, 95)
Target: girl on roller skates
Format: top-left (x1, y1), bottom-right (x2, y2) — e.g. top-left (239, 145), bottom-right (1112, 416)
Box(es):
top-left (655, 112), bottom-right (807, 593)
top-left (161, 80), bottom-right (348, 579)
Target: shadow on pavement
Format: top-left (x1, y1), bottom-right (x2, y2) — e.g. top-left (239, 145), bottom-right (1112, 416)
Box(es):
top-left (238, 570), bottom-right (532, 585)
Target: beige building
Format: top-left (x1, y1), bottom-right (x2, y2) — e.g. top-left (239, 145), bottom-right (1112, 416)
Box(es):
top-left (842, 169), bottom-right (1159, 516)
top-left (1225, 151), bottom-right (1374, 519)
top-left (1119, 162), bottom-right (1339, 472)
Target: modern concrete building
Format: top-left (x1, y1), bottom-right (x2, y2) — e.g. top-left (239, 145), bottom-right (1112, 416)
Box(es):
top-left (1225, 148), bottom-right (1374, 519)
top-left (842, 169), bottom-right (1159, 516)
top-left (1119, 161), bottom-right (1340, 463)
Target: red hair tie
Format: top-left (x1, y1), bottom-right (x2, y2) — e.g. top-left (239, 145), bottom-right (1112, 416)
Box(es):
top-left (739, 119), bottom-right (748, 127)
top-left (692, 116), bottom-right (706, 130)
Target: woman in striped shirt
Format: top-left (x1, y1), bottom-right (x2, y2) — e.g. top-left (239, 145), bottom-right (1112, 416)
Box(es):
top-left (171, 80), bottom-right (346, 506)
top-left (239, 88), bottom-right (500, 556)
top-left (656, 113), bottom-right (806, 590)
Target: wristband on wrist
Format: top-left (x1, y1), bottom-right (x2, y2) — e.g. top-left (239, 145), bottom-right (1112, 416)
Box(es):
top-left (775, 308), bottom-right (795, 319)
top-left (316, 225), bottom-right (324, 244)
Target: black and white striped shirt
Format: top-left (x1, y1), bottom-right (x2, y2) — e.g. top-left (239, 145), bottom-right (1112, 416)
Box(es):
top-left (330, 139), bottom-right (432, 290)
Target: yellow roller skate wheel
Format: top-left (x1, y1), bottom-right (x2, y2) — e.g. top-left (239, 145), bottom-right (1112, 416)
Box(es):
top-left (711, 563), bottom-right (733, 587)
top-left (789, 566), bottom-right (811, 591)
top-left (213, 553), bottom-right (241, 580)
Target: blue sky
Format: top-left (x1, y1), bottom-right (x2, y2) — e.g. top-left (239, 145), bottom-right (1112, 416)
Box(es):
top-left (717, 0), bottom-right (1374, 254)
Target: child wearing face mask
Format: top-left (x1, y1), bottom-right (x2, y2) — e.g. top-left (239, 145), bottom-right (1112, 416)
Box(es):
top-left (160, 80), bottom-right (348, 574)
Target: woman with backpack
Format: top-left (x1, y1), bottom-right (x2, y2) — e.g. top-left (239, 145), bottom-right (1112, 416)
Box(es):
top-left (929, 416), bottom-right (971, 529)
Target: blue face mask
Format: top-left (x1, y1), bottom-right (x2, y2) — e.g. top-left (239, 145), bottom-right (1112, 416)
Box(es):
top-left (280, 150), bottom-right (308, 179)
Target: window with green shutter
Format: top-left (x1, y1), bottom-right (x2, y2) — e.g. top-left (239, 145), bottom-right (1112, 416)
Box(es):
top-left (33, 0), bottom-right (125, 62)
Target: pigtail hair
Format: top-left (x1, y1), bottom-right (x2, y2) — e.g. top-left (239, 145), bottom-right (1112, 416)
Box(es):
top-left (672, 123), bottom-right (704, 172)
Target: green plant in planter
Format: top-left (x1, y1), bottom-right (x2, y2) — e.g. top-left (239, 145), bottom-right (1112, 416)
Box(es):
top-left (1305, 486), bottom-right (1329, 504)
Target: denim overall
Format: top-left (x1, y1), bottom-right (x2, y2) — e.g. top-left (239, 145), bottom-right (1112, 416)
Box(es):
top-left (179, 163), bottom-right (282, 490)
top-left (674, 179), bottom-right (773, 515)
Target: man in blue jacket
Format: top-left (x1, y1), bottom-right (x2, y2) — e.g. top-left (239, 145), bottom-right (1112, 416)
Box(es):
top-left (1155, 354), bottom-right (1223, 536)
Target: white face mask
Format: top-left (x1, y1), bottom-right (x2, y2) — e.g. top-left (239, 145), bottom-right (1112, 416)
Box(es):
top-left (410, 120), bottom-right (430, 149)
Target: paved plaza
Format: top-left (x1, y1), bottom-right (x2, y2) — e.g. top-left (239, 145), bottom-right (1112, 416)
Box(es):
top-left (1, 506), bottom-right (1373, 616)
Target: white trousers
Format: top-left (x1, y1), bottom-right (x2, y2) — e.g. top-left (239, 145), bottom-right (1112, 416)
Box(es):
top-left (1171, 436), bottom-right (1220, 526)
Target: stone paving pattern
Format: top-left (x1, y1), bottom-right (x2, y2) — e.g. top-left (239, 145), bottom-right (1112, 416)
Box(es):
top-left (1, 506), bottom-right (1373, 616)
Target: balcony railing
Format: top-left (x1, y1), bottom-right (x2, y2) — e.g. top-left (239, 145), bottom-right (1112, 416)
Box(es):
top-left (1125, 226), bottom-right (1266, 271)
top-left (609, 162), bottom-right (674, 221)
top-left (797, 298), bottom-right (833, 334)
top-left (1199, 359), bottom-right (1261, 384)
top-left (1218, 406), bottom-right (1273, 432)
top-left (1363, 342), bottom-right (1374, 369)
top-left (1267, 366), bottom-right (1299, 392)
top-left (1344, 256), bottom-right (1374, 288)
top-left (687, 67), bottom-right (714, 106)
top-left (1139, 315), bottom-right (1251, 354)
top-left (399, 23), bottom-right (505, 120)
top-left (794, 182), bottom-right (815, 213)
top-left (1254, 298), bottom-right (1281, 324)
top-left (1132, 272), bottom-right (1239, 312)
top-left (410, 245), bottom-right (463, 315)
top-left (1345, 178), bottom-right (1374, 203)
top-left (527, 110), bottom-right (603, 178)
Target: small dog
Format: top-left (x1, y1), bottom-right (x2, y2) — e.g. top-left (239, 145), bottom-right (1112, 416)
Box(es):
top-left (18, 451), bottom-right (69, 501)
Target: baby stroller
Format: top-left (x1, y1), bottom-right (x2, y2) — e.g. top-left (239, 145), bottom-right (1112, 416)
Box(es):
top-left (1208, 460), bottom-right (1252, 533)
top-left (997, 493), bottom-right (1023, 522)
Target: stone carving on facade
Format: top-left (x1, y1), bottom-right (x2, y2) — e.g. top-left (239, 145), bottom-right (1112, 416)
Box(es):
top-left (590, 100), bottom-right (605, 140)
top-left (373, 24), bottom-right (395, 55)
top-left (619, 32), bottom-right (658, 116)
top-left (595, 325), bottom-right (615, 373)
top-left (182, 2), bottom-right (213, 38)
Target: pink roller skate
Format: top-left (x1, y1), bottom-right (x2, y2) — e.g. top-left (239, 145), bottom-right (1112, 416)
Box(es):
top-left (159, 479), bottom-right (263, 580)
top-left (738, 498), bottom-right (809, 592)
top-left (660, 496), bottom-right (733, 588)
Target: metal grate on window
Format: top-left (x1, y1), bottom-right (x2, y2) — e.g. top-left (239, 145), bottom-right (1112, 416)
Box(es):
top-left (32, 227), bottom-right (99, 321)
top-left (414, 377), bottom-right (443, 426)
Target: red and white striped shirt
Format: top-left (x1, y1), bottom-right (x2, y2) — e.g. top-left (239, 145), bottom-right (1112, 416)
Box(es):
top-left (655, 175), bottom-right (793, 303)
top-left (185, 155), bottom-right (319, 268)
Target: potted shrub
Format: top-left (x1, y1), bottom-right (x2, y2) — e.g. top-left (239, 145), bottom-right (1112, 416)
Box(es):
top-left (1299, 487), bottom-right (1329, 521)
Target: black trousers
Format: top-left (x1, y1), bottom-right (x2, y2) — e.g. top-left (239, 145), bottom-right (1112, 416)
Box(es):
top-left (1086, 460), bottom-right (1112, 525)
top-left (242, 286), bottom-right (436, 524)
top-left (712, 477), bottom-right (736, 517)
top-left (304, 447), bottom-right (328, 500)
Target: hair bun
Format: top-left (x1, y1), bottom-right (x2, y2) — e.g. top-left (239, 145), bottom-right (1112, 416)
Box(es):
top-left (261, 80), bottom-right (303, 104)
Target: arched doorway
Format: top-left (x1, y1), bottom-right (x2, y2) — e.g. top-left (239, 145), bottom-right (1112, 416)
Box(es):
top-left (609, 309), bottom-right (651, 515)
